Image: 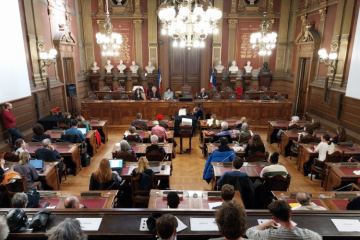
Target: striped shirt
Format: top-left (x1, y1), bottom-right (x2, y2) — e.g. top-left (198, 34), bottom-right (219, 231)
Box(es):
top-left (246, 226), bottom-right (322, 240)
top-left (260, 164), bottom-right (288, 178)
top-left (151, 125), bottom-right (168, 141)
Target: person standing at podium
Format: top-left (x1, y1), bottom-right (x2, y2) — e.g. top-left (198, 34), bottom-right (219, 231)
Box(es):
top-left (149, 86), bottom-right (161, 100)
top-left (197, 88), bottom-right (208, 99)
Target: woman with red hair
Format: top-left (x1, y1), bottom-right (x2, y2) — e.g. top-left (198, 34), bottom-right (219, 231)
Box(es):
top-left (89, 158), bottom-right (122, 190)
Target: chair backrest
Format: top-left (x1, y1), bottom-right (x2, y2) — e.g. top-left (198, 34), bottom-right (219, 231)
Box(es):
top-left (102, 86), bottom-right (111, 91)
top-left (159, 123), bottom-right (168, 129)
top-left (78, 123), bottom-right (87, 128)
top-left (247, 86), bottom-right (255, 91)
top-left (228, 94), bottom-right (236, 99)
top-left (57, 123), bottom-right (70, 129)
top-left (89, 94), bottom-right (98, 100)
top-left (325, 151), bottom-right (343, 163)
top-left (224, 86), bottom-right (232, 92)
top-left (181, 85), bottom-right (191, 94)
top-left (275, 95), bottom-right (284, 100)
top-left (263, 174), bottom-right (291, 191)
top-left (121, 94), bottom-right (129, 100)
top-left (287, 123), bottom-right (300, 130)
top-left (4, 175), bottom-right (29, 206)
top-left (299, 134), bottom-right (316, 144)
top-left (339, 134), bottom-right (347, 142)
top-left (248, 151), bottom-right (269, 162)
top-left (104, 94), bottom-right (112, 100)
top-left (241, 94), bottom-right (249, 100)
top-left (146, 150), bottom-right (165, 162)
top-left (124, 134), bottom-right (140, 143)
top-left (208, 123), bottom-right (220, 130)
top-left (261, 94), bottom-right (271, 100)
top-left (2, 152), bottom-right (19, 162)
top-left (239, 135), bottom-right (251, 143)
top-left (130, 174), bottom-right (154, 198)
top-left (213, 93), bottom-right (221, 100)
top-left (111, 92), bottom-right (122, 100)
top-left (116, 87), bottom-right (125, 92)
top-left (114, 150), bottom-right (136, 162)
top-left (135, 123), bottom-right (146, 130)
top-left (260, 86), bottom-right (267, 91)
top-left (236, 87), bottom-right (243, 95)
top-left (209, 86), bottom-right (218, 92)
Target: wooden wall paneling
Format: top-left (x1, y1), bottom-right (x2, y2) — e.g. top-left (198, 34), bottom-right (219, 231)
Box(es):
top-left (170, 43), bottom-right (185, 93)
top-left (201, 102), bottom-right (225, 120)
top-left (186, 48), bottom-right (201, 95)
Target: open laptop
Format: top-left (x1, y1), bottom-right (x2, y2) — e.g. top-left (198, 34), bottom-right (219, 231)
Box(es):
top-left (78, 128), bottom-right (87, 135)
top-left (109, 159), bottom-right (123, 174)
top-left (30, 160), bottom-right (44, 171)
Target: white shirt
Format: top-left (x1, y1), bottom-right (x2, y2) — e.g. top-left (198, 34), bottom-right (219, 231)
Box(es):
top-left (260, 164), bottom-right (288, 178)
top-left (207, 118), bottom-right (220, 126)
top-left (315, 142), bottom-right (335, 161)
top-left (295, 202), bottom-right (327, 211)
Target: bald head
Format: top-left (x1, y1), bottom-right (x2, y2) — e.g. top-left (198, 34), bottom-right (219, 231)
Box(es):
top-left (64, 196), bottom-right (80, 209)
top-left (296, 192), bottom-right (311, 206)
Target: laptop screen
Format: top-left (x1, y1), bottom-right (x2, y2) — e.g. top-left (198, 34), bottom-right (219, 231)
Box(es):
top-left (78, 128), bottom-right (87, 135)
top-left (30, 160), bottom-right (43, 169)
top-left (109, 159), bottom-right (123, 169)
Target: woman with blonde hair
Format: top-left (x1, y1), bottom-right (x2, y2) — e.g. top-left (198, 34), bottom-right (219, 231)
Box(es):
top-left (132, 156), bottom-right (151, 176)
top-left (13, 152), bottom-right (39, 187)
top-left (89, 158), bottom-right (122, 190)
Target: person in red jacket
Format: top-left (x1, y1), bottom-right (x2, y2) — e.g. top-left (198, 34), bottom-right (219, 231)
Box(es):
top-left (1, 103), bottom-right (24, 145)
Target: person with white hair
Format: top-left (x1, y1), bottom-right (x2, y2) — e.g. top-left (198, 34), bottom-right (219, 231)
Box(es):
top-left (149, 86), bottom-right (161, 100)
top-left (11, 192), bottom-right (28, 208)
top-left (45, 218), bottom-right (87, 240)
top-left (146, 135), bottom-right (165, 154)
top-left (217, 121), bottom-right (231, 137)
top-left (0, 218), bottom-right (9, 240)
top-left (116, 140), bottom-right (137, 158)
top-left (151, 121), bottom-right (168, 142)
top-left (289, 116), bottom-right (300, 127)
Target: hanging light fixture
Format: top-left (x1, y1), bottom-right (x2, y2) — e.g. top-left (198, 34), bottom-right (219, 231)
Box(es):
top-left (96, 0), bottom-right (123, 57)
top-left (250, 12), bottom-right (277, 56)
top-left (158, 0), bottom-right (222, 50)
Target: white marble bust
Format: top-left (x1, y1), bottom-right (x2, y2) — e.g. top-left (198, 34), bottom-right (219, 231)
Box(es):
top-left (215, 61), bottom-right (224, 74)
top-left (130, 61), bottom-right (139, 75)
top-left (244, 61), bottom-right (253, 74)
top-left (145, 61), bottom-right (155, 74)
top-left (91, 62), bottom-right (99, 73)
top-left (105, 60), bottom-right (113, 74)
top-left (229, 60), bottom-right (238, 74)
top-left (117, 60), bottom-right (126, 74)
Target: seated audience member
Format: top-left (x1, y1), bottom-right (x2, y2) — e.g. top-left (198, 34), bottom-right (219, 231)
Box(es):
top-left (0, 218), bottom-right (9, 240)
top-left (13, 152), bottom-right (39, 188)
top-left (288, 116), bottom-right (300, 127)
top-left (132, 156), bottom-right (153, 177)
top-left (151, 121), bottom-right (168, 142)
top-left (260, 152), bottom-right (288, 178)
top-left (133, 88), bottom-right (144, 100)
top-left (298, 124), bottom-right (314, 141)
top-left (235, 117), bottom-right (247, 129)
top-left (116, 140), bottom-right (137, 159)
top-left (131, 113), bottom-right (148, 130)
top-left (193, 105), bottom-right (204, 120)
top-left (157, 114), bottom-right (169, 128)
top-left (246, 200), bottom-right (322, 240)
top-left (149, 86), bottom-right (161, 100)
top-left (217, 157), bottom-right (252, 189)
top-left (77, 115), bottom-right (92, 130)
top-left (212, 184), bottom-right (235, 209)
top-left (57, 112), bottom-right (71, 125)
top-left (146, 135), bottom-right (165, 154)
top-left (239, 123), bottom-right (251, 139)
top-left (295, 192), bottom-right (326, 210)
top-left (13, 138), bottom-right (28, 155)
top-left (217, 122), bottom-right (231, 137)
top-left (128, 126), bottom-right (143, 143)
top-left (346, 196), bottom-right (360, 210)
top-left (167, 192), bottom-right (180, 209)
top-left (12, 192), bottom-right (28, 208)
top-left (89, 158), bottom-right (122, 191)
top-left (164, 87), bottom-right (174, 100)
top-left (244, 133), bottom-right (265, 158)
top-left (331, 126), bottom-right (346, 144)
top-left (64, 196), bottom-right (86, 209)
top-left (45, 218), bottom-right (87, 240)
top-left (156, 214), bottom-right (178, 240)
top-left (203, 137), bottom-right (236, 183)
top-left (209, 202), bottom-right (248, 240)
top-left (207, 114), bottom-right (220, 127)
top-left (32, 123), bottom-right (53, 142)
top-left (64, 120), bottom-right (86, 141)
top-left (36, 138), bottom-right (63, 182)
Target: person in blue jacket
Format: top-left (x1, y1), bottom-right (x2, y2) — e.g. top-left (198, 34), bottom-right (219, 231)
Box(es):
top-left (203, 137), bottom-right (236, 183)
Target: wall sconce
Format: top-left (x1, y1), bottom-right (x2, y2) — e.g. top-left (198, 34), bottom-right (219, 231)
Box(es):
top-left (318, 48), bottom-right (338, 101)
top-left (39, 48), bottom-right (57, 73)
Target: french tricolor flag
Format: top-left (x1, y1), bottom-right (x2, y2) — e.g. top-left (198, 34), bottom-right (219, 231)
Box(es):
top-left (158, 67), bottom-right (162, 94)
top-left (209, 69), bottom-right (215, 88)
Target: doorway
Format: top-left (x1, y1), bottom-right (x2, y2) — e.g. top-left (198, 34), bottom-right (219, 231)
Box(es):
top-left (295, 58), bottom-right (310, 118)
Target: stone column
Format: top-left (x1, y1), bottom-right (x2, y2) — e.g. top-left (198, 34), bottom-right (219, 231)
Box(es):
top-left (227, 19), bottom-right (238, 66)
top-left (133, 20), bottom-right (144, 73)
top-left (212, 0), bottom-right (223, 67)
top-left (314, 8), bottom-right (327, 80)
top-left (147, 0), bottom-right (158, 69)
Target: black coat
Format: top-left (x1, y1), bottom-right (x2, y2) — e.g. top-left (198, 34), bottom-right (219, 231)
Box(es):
top-left (222, 174), bottom-right (254, 209)
top-left (149, 91), bottom-right (161, 99)
top-left (89, 173), bottom-right (121, 191)
top-left (198, 92), bottom-right (208, 99)
top-left (133, 93), bottom-right (144, 100)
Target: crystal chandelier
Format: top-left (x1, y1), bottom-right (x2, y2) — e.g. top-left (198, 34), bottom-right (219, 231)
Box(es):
top-left (250, 12), bottom-right (277, 56)
top-left (95, 0), bottom-right (122, 57)
top-left (158, 0), bottom-right (222, 50)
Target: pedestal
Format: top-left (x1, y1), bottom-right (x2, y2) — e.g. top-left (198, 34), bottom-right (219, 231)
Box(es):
top-left (129, 74), bottom-right (139, 89)
top-left (104, 74), bottom-right (113, 90)
top-left (229, 74), bottom-right (238, 91)
top-left (258, 72), bottom-right (273, 89)
top-left (243, 74), bottom-right (252, 91)
top-left (89, 73), bottom-right (100, 91)
top-left (118, 74), bottom-right (126, 89)
top-left (215, 74), bottom-right (223, 91)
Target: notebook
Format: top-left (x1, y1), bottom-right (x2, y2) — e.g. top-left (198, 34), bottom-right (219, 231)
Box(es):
top-left (30, 160), bottom-right (44, 170)
top-left (109, 159), bottom-right (123, 174)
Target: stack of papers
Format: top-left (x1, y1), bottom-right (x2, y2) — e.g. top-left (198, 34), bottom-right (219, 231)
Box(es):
top-left (208, 202), bottom-right (222, 209)
top-left (331, 219), bottom-right (360, 232)
top-left (289, 203), bottom-right (301, 210)
top-left (76, 218), bottom-right (102, 231)
top-left (353, 170), bottom-right (360, 175)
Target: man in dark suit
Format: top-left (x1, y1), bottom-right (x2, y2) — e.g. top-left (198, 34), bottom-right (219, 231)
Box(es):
top-left (193, 105), bottom-right (204, 120)
top-left (217, 157), bottom-right (251, 188)
top-left (146, 135), bottom-right (165, 154)
top-left (36, 138), bottom-right (63, 182)
top-left (197, 88), bottom-right (208, 99)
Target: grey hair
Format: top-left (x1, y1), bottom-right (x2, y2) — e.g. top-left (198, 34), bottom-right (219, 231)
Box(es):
top-left (45, 218), bottom-right (87, 240)
top-left (296, 192), bottom-right (311, 205)
top-left (292, 116), bottom-right (300, 122)
top-left (151, 135), bottom-right (159, 144)
top-left (241, 123), bottom-right (249, 132)
top-left (42, 138), bottom-right (51, 148)
top-left (152, 86), bottom-right (157, 91)
top-left (0, 218), bottom-right (9, 240)
top-left (120, 140), bottom-right (131, 151)
top-left (221, 121), bottom-right (228, 130)
top-left (153, 121), bottom-right (159, 126)
top-left (12, 192), bottom-right (28, 208)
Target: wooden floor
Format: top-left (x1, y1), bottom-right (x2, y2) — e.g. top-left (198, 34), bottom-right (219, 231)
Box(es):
top-left (61, 127), bottom-right (325, 192)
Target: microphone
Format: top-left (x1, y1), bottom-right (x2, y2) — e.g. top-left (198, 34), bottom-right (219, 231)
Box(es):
top-left (331, 183), bottom-right (353, 192)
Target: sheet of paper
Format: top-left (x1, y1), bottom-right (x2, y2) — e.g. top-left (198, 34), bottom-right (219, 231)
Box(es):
top-left (353, 170), bottom-right (360, 175)
top-left (115, 143), bottom-right (120, 146)
top-left (208, 202), bottom-right (223, 209)
top-left (257, 219), bottom-right (297, 227)
top-left (76, 218), bottom-right (102, 231)
top-left (190, 218), bottom-right (219, 231)
top-left (139, 217), bottom-right (187, 232)
top-left (331, 219), bottom-right (360, 232)
top-left (243, 162), bottom-right (248, 166)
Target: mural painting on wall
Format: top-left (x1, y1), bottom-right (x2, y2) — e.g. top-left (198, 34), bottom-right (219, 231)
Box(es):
top-left (111, 21), bottom-right (132, 65)
top-left (237, 22), bottom-right (261, 68)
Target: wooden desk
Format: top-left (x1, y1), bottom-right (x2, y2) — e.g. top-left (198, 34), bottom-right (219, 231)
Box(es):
top-left (90, 120), bottom-right (108, 143)
top-left (323, 162), bottom-right (360, 191)
top-left (27, 144), bottom-right (81, 176)
top-left (38, 190), bottom-right (118, 209)
top-left (206, 143), bottom-right (246, 157)
top-left (124, 130), bottom-right (174, 143)
top-left (199, 120), bottom-right (238, 130)
top-left (272, 191), bottom-right (360, 210)
top-left (266, 121), bottom-right (310, 144)
top-left (5, 161), bottom-right (60, 191)
top-left (208, 91), bottom-right (238, 99)
top-left (112, 143), bottom-right (174, 161)
top-left (296, 143), bottom-right (360, 174)
top-left (148, 189), bottom-right (244, 209)
top-left (120, 162), bottom-right (171, 181)
top-left (280, 131), bottom-right (335, 157)
top-left (246, 91), bottom-right (277, 100)
top-left (3, 209), bottom-right (360, 239)
top-left (94, 91), bottom-right (134, 100)
top-left (212, 162), bottom-right (263, 190)
top-left (44, 130), bottom-right (97, 157)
